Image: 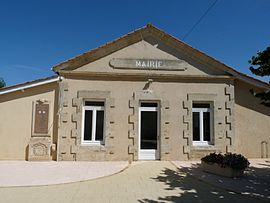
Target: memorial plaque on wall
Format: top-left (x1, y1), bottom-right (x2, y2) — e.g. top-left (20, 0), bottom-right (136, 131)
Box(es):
top-left (34, 103), bottom-right (49, 134)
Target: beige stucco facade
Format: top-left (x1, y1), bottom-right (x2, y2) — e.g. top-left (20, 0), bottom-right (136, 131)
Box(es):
top-left (57, 78), bottom-right (235, 161)
top-left (0, 24), bottom-right (269, 161)
top-left (0, 82), bottom-right (58, 160)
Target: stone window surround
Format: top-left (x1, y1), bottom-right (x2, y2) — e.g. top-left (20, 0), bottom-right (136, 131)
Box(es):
top-left (183, 85), bottom-right (236, 159)
top-left (72, 91), bottom-right (115, 152)
top-left (183, 93), bottom-right (220, 156)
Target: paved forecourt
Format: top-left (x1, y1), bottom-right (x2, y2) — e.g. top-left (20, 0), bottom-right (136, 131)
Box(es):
top-left (0, 161), bottom-right (263, 203)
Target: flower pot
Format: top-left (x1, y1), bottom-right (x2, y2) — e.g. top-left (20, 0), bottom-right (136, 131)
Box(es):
top-left (201, 161), bottom-right (244, 178)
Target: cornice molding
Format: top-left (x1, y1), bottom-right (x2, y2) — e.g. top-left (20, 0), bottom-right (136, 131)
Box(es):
top-left (58, 71), bottom-right (234, 82)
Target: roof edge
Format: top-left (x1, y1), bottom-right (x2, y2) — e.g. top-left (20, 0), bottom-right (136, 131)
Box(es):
top-left (147, 25), bottom-right (270, 89)
top-left (52, 23), bottom-right (269, 89)
top-left (0, 75), bottom-right (59, 95)
top-left (52, 24), bottom-right (150, 72)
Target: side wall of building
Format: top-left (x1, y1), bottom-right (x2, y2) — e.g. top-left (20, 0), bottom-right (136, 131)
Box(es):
top-left (235, 80), bottom-right (270, 158)
top-left (0, 82), bottom-right (58, 160)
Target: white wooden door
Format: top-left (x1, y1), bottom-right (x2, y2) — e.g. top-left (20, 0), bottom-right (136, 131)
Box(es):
top-left (138, 106), bottom-right (159, 160)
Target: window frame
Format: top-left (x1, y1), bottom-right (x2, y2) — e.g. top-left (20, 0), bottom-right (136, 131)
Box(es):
top-left (81, 102), bottom-right (105, 145)
top-left (192, 105), bottom-right (213, 146)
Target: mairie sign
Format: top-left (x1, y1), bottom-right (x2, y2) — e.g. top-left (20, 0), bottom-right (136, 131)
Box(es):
top-left (109, 58), bottom-right (188, 71)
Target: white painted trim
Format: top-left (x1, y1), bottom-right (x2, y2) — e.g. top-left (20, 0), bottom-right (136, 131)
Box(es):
top-left (138, 105), bottom-right (160, 160)
top-left (139, 107), bottom-right (158, 112)
top-left (192, 107), bottom-right (213, 145)
top-left (81, 105), bottom-right (105, 145)
top-left (0, 77), bottom-right (59, 95)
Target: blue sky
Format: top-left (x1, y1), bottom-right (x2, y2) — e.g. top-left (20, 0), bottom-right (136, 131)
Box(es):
top-left (0, 0), bottom-right (269, 86)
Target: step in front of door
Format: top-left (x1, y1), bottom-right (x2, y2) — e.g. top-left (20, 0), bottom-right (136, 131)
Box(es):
top-left (139, 149), bottom-right (157, 160)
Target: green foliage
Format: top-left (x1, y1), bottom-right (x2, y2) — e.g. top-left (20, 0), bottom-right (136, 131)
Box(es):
top-left (249, 46), bottom-right (270, 107)
top-left (0, 78), bottom-right (5, 88)
top-left (249, 47), bottom-right (270, 76)
top-left (201, 153), bottom-right (250, 170)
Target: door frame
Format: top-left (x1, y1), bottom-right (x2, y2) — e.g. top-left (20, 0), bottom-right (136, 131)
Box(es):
top-left (138, 104), bottom-right (160, 160)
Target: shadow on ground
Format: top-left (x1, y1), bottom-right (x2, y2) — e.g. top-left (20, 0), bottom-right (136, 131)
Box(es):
top-left (138, 162), bottom-right (270, 203)
top-left (244, 165), bottom-right (270, 198)
top-left (183, 162), bottom-right (270, 199)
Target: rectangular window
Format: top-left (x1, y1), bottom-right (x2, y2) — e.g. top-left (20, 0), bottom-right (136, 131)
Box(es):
top-left (82, 101), bottom-right (105, 144)
top-left (192, 103), bottom-right (212, 145)
top-left (192, 112), bottom-right (200, 141)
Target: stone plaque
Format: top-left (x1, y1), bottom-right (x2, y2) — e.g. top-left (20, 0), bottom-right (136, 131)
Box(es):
top-left (28, 138), bottom-right (52, 161)
top-left (109, 58), bottom-right (188, 71)
top-left (34, 103), bottom-right (49, 134)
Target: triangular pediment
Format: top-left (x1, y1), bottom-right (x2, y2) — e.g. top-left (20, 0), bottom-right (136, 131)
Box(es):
top-left (72, 37), bottom-right (227, 76)
top-left (52, 24), bottom-right (269, 89)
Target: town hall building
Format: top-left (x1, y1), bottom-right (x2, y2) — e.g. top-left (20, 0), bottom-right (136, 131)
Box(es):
top-left (0, 24), bottom-right (269, 161)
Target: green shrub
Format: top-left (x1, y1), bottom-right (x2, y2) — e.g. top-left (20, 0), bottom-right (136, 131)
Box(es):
top-left (201, 153), bottom-right (250, 170)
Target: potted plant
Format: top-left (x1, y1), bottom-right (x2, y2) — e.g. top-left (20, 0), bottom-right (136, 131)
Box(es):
top-left (201, 153), bottom-right (250, 178)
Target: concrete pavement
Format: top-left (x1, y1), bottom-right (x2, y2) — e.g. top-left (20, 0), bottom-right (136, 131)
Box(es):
top-left (0, 161), bottom-right (264, 203)
top-left (0, 161), bottom-right (128, 186)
